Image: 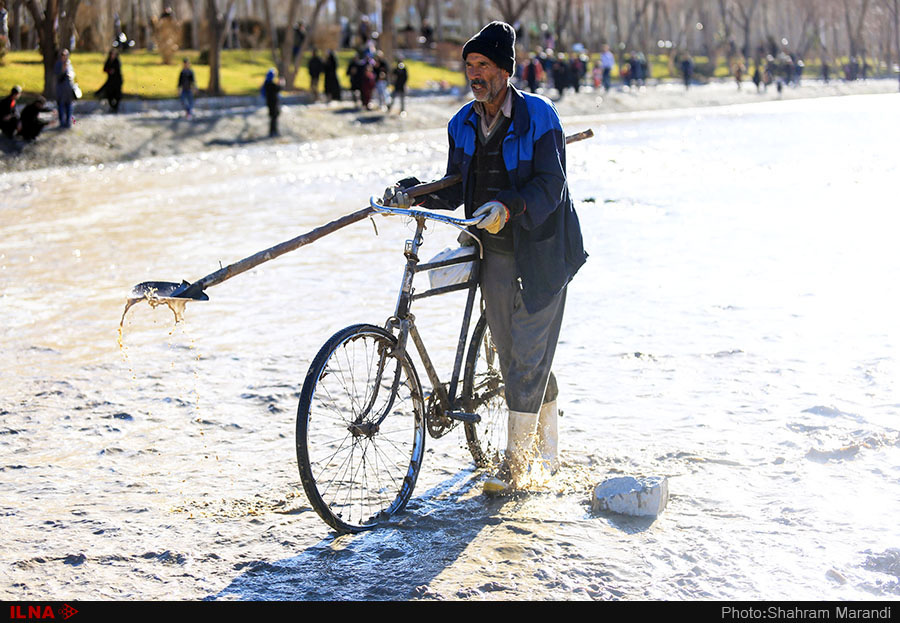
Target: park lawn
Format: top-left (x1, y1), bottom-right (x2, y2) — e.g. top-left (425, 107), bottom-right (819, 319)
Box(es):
top-left (1, 49), bottom-right (465, 99)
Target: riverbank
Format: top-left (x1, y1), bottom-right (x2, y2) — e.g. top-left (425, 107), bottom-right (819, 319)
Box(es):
top-left (2, 77), bottom-right (898, 174)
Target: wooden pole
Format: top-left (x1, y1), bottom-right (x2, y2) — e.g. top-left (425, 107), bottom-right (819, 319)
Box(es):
top-left (174, 128), bottom-right (595, 296)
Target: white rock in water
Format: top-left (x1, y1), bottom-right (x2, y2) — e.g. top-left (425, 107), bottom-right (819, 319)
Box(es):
top-left (591, 476), bottom-right (669, 517)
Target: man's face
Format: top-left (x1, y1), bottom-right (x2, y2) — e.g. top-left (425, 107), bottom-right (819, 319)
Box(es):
top-left (465, 52), bottom-right (509, 104)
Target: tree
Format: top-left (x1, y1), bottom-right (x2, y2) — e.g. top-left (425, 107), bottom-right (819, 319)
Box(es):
top-left (205, 0), bottom-right (237, 95)
top-left (728, 0), bottom-right (761, 58)
top-left (262, 0), bottom-right (300, 88)
top-left (24, 0), bottom-right (82, 97)
top-left (843, 0), bottom-right (872, 58)
top-left (495, 0), bottom-right (535, 27)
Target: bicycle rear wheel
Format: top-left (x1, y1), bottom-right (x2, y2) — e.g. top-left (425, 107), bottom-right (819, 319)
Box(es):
top-left (297, 324), bottom-right (426, 533)
top-left (462, 314), bottom-right (507, 468)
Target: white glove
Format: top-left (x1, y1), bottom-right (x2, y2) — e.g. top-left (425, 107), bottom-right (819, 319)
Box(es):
top-left (473, 201), bottom-right (509, 235)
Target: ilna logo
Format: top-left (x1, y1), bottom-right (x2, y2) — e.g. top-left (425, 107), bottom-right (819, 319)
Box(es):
top-left (8, 605), bottom-right (78, 620)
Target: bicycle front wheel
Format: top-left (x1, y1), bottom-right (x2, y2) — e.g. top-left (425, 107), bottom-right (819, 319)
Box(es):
top-left (462, 314), bottom-right (507, 468)
top-left (297, 324), bottom-right (426, 533)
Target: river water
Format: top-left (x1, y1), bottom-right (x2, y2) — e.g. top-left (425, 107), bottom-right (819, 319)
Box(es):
top-left (2, 93), bottom-right (899, 601)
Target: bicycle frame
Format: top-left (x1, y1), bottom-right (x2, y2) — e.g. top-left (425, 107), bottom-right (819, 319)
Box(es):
top-left (370, 198), bottom-right (486, 426)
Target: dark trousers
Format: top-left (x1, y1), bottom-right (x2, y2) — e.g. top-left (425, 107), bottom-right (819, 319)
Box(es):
top-left (480, 250), bottom-right (566, 414)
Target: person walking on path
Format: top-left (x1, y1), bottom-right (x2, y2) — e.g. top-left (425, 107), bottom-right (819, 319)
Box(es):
top-left (262, 68), bottom-right (284, 137)
top-left (97, 47), bottom-right (123, 113)
top-left (177, 58), bottom-right (197, 118)
top-left (53, 49), bottom-right (77, 129)
top-left (680, 53), bottom-right (694, 90)
top-left (385, 21), bottom-right (587, 494)
top-left (374, 50), bottom-right (390, 110)
top-left (323, 50), bottom-right (342, 102)
top-left (387, 56), bottom-right (408, 114)
top-left (307, 48), bottom-right (324, 100)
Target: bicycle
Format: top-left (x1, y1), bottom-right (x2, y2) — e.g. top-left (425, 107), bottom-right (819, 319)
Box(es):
top-left (295, 197), bottom-right (508, 534)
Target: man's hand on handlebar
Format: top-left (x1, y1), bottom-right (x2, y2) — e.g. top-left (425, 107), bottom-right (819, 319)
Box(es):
top-left (383, 176), bottom-right (422, 209)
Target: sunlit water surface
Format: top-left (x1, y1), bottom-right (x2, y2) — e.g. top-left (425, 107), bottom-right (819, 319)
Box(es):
top-left (2, 93), bottom-right (899, 600)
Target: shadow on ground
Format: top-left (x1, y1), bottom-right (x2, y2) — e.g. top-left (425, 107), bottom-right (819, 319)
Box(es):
top-left (207, 468), bottom-right (515, 600)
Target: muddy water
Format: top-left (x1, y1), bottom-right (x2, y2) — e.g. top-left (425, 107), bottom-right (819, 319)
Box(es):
top-left (2, 94), bottom-right (900, 600)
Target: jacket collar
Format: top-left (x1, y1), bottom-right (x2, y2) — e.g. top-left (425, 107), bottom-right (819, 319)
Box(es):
top-left (463, 82), bottom-right (531, 138)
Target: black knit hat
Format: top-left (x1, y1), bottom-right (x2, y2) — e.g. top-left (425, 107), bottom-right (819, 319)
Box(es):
top-left (462, 21), bottom-right (516, 75)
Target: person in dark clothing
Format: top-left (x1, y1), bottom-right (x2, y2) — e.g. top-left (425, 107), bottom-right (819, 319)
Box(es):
top-left (524, 53), bottom-right (541, 92)
top-left (680, 53), bottom-right (694, 89)
top-left (178, 58), bottom-right (197, 118)
top-left (359, 61), bottom-right (375, 109)
top-left (0, 85), bottom-right (21, 139)
top-left (387, 57), bottom-right (408, 113)
top-left (347, 50), bottom-right (367, 106)
top-left (308, 48), bottom-right (324, 100)
top-left (323, 50), bottom-right (341, 102)
top-left (551, 53), bottom-right (569, 98)
top-left (292, 22), bottom-right (306, 61)
top-left (262, 69), bottom-right (283, 137)
top-left (18, 96), bottom-right (51, 141)
top-left (96, 48), bottom-right (123, 113)
top-left (385, 22), bottom-right (587, 494)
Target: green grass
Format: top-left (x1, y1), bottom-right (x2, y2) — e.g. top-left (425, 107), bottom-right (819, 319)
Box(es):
top-left (0, 49), bottom-right (465, 100)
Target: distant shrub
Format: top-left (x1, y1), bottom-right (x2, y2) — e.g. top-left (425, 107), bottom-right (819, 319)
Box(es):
top-left (692, 61), bottom-right (716, 79)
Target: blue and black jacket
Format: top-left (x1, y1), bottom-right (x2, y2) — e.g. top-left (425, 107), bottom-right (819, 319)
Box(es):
top-left (420, 84), bottom-right (588, 313)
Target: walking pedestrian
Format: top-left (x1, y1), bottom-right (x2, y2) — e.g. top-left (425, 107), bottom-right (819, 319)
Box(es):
top-left (177, 58), bottom-right (197, 118)
top-left (308, 48), bottom-right (324, 100)
top-left (387, 56), bottom-right (408, 113)
top-left (97, 47), bottom-right (123, 113)
top-left (374, 50), bottom-right (390, 109)
top-left (262, 68), bottom-right (283, 137)
top-left (323, 50), bottom-right (342, 102)
top-left (53, 49), bottom-right (77, 128)
top-left (600, 44), bottom-right (615, 91)
top-left (385, 21), bottom-right (587, 494)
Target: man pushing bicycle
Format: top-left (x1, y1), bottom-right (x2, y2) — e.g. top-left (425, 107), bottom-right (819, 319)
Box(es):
top-left (386, 21), bottom-right (588, 493)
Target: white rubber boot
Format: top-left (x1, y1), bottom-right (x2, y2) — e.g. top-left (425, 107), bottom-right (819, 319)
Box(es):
top-left (483, 409), bottom-right (539, 495)
top-left (537, 400), bottom-right (559, 475)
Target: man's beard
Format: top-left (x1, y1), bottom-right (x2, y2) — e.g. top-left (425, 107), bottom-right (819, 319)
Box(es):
top-left (471, 77), bottom-right (503, 102)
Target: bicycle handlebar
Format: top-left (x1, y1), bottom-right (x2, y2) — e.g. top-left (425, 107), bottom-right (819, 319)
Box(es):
top-left (369, 197), bottom-right (483, 228)
top-left (369, 197), bottom-right (484, 258)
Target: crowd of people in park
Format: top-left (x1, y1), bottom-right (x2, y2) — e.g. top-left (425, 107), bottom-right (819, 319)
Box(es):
top-left (302, 45), bottom-right (409, 113)
top-left (514, 40), bottom-right (886, 98)
top-left (516, 44), bottom-right (656, 97)
top-left (3, 12), bottom-right (896, 149)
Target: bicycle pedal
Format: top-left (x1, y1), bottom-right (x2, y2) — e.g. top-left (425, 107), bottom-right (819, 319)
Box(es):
top-left (446, 411), bottom-right (481, 424)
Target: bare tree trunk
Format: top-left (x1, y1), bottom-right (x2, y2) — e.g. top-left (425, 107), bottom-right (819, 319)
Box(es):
top-left (11, 0), bottom-right (24, 49)
top-left (611, 0), bottom-right (622, 50)
top-left (191, 0), bottom-right (201, 49)
top-left (495, 0), bottom-right (533, 28)
top-left (553, 0), bottom-right (573, 50)
top-left (622, 0), bottom-right (652, 52)
top-left (24, 0), bottom-right (85, 97)
top-left (843, 0), bottom-right (871, 57)
top-left (206, 0), bottom-right (236, 95)
top-left (381, 0), bottom-right (397, 59)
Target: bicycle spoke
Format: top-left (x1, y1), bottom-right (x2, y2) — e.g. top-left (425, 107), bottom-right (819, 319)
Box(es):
top-left (297, 325), bottom-right (425, 533)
